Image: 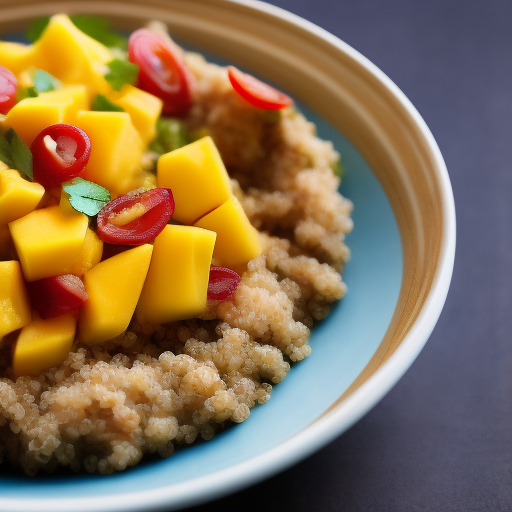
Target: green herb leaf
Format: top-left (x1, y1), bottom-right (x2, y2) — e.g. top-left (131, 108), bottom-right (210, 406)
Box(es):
top-left (104, 59), bottom-right (139, 91)
top-left (63, 178), bottom-right (111, 216)
top-left (149, 118), bottom-right (189, 156)
top-left (0, 129), bottom-right (33, 181)
top-left (91, 94), bottom-right (125, 112)
top-left (25, 15), bottom-right (128, 50)
top-left (16, 86), bottom-right (39, 102)
top-left (32, 69), bottom-right (61, 93)
top-left (332, 158), bottom-right (344, 179)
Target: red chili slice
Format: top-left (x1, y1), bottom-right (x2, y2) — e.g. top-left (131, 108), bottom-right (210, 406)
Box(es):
top-left (128, 29), bottom-right (193, 116)
top-left (207, 266), bottom-right (241, 302)
top-left (27, 274), bottom-right (88, 319)
top-left (97, 188), bottom-right (175, 245)
top-left (30, 124), bottom-right (91, 189)
top-left (0, 66), bottom-right (17, 115)
top-left (227, 66), bottom-right (293, 110)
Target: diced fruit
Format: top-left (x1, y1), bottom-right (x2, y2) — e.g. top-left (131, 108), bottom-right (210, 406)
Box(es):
top-left (78, 244), bottom-right (153, 344)
top-left (136, 225), bottom-right (216, 325)
top-left (96, 188), bottom-right (174, 245)
top-left (31, 123), bottom-right (91, 188)
top-left (128, 29), bottom-right (193, 116)
top-left (27, 274), bottom-right (88, 319)
top-left (0, 224), bottom-right (15, 261)
top-left (74, 110), bottom-right (144, 197)
top-left (0, 168), bottom-right (45, 224)
top-left (66, 228), bottom-right (103, 276)
top-left (108, 85), bottom-right (163, 144)
top-left (9, 205), bottom-right (89, 281)
top-left (0, 65), bottom-right (17, 114)
top-left (12, 315), bottom-right (75, 376)
top-left (207, 266), bottom-right (241, 301)
top-left (0, 261), bottom-right (32, 341)
top-left (0, 42), bottom-right (37, 76)
top-left (193, 197), bottom-right (262, 268)
top-left (157, 137), bottom-right (232, 224)
top-left (32, 14), bottom-right (113, 96)
top-left (1, 85), bottom-right (89, 145)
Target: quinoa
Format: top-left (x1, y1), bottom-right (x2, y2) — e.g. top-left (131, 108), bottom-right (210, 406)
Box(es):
top-left (0, 50), bottom-right (353, 475)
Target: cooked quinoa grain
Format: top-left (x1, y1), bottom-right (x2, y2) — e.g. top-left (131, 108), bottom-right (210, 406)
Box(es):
top-left (0, 49), bottom-right (352, 475)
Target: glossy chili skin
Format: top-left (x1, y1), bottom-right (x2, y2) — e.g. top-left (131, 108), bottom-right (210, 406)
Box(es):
top-left (96, 188), bottom-right (175, 245)
top-left (0, 66), bottom-right (17, 115)
top-left (227, 66), bottom-right (293, 110)
top-left (207, 266), bottom-right (241, 301)
top-left (30, 124), bottom-right (91, 189)
top-left (128, 29), bottom-right (193, 116)
top-left (27, 274), bottom-right (88, 319)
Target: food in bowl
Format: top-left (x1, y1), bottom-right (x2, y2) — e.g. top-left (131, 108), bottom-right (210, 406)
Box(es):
top-left (0, 14), bottom-right (353, 475)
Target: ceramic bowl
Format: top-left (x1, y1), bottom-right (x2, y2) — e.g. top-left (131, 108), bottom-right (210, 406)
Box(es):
top-left (0, 1), bottom-right (455, 511)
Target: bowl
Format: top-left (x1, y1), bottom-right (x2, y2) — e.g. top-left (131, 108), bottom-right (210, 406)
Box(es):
top-left (0, 1), bottom-right (456, 511)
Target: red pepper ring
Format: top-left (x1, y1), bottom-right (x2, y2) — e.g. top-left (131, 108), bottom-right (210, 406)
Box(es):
top-left (0, 65), bottom-right (17, 115)
top-left (97, 188), bottom-right (175, 245)
top-left (207, 266), bottom-right (241, 302)
top-left (30, 124), bottom-right (91, 189)
top-left (128, 28), bottom-right (193, 117)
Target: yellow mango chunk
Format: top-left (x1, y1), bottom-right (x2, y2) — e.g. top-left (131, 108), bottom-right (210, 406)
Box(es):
top-left (157, 137), bottom-right (232, 224)
top-left (9, 205), bottom-right (89, 281)
top-left (1, 85), bottom-right (89, 145)
top-left (194, 197), bottom-right (262, 268)
top-left (12, 315), bottom-right (76, 377)
top-left (0, 168), bottom-right (45, 224)
top-left (33, 14), bottom-right (113, 96)
top-left (0, 261), bottom-right (32, 341)
top-left (74, 111), bottom-right (144, 198)
top-left (108, 85), bottom-right (163, 145)
top-left (67, 228), bottom-right (103, 276)
top-left (137, 225), bottom-right (216, 325)
top-left (78, 244), bottom-right (153, 345)
top-left (0, 42), bottom-right (37, 76)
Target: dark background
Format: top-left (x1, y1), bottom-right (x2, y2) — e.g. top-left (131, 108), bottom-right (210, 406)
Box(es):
top-left (187, 0), bottom-right (512, 511)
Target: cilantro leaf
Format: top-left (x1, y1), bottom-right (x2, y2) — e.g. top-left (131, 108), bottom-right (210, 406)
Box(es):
top-left (332, 158), bottom-right (344, 179)
top-left (16, 86), bottom-right (39, 101)
top-left (91, 94), bottom-right (125, 113)
top-left (25, 15), bottom-right (128, 50)
top-left (63, 178), bottom-right (111, 216)
top-left (32, 70), bottom-right (61, 93)
top-left (0, 129), bottom-right (33, 181)
top-left (149, 118), bottom-right (189, 156)
top-left (104, 59), bottom-right (139, 91)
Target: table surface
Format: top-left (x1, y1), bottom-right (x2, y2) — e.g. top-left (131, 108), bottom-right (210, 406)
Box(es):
top-left (187, 0), bottom-right (512, 511)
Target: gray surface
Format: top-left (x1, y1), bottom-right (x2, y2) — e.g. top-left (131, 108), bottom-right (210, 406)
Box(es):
top-left (187, 0), bottom-right (512, 510)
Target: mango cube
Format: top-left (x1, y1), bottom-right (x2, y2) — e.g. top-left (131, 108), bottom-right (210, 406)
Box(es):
top-left (157, 137), bottom-right (232, 224)
top-left (74, 111), bottom-right (144, 197)
top-left (194, 197), bottom-right (262, 268)
top-left (108, 85), bottom-right (163, 145)
top-left (0, 42), bottom-right (37, 76)
top-left (9, 205), bottom-right (89, 281)
top-left (33, 14), bottom-right (113, 96)
top-left (0, 168), bottom-right (45, 224)
top-left (0, 261), bottom-right (32, 341)
top-left (78, 244), bottom-right (153, 345)
top-left (67, 228), bottom-right (103, 276)
top-left (137, 225), bottom-right (216, 325)
top-left (2, 85), bottom-right (89, 145)
top-left (12, 315), bottom-right (76, 376)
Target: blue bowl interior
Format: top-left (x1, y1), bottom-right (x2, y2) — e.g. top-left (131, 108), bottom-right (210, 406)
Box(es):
top-left (0, 39), bottom-right (402, 502)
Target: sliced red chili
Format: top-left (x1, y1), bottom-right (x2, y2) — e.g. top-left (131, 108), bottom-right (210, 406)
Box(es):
top-left (30, 124), bottom-right (91, 189)
top-left (97, 188), bottom-right (175, 245)
top-left (0, 66), bottom-right (17, 115)
top-left (128, 29), bottom-right (193, 116)
top-left (207, 266), bottom-right (241, 302)
top-left (227, 66), bottom-right (293, 110)
top-left (27, 274), bottom-right (88, 319)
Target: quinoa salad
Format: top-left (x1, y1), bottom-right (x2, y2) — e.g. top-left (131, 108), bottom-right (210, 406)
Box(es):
top-left (0, 15), bottom-right (353, 475)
